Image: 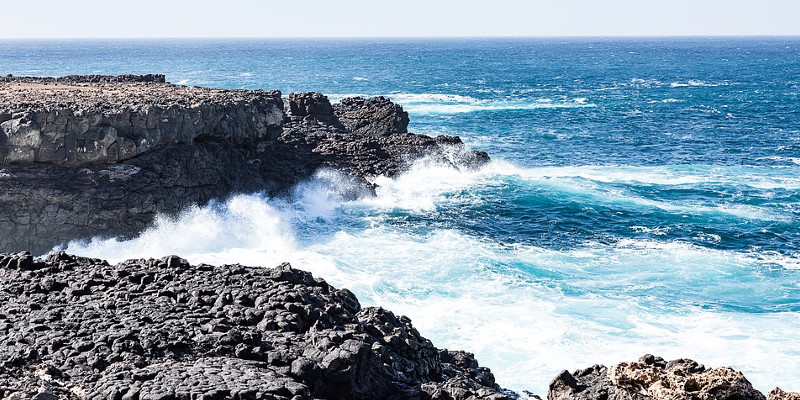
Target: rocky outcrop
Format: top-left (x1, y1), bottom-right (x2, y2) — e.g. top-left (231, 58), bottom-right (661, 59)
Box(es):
top-left (768, 388), bottom-right (800, 400)
top-left (548, 354), bottom-right (792, 400)
top-left (0, 75), bottom-right (488, 254)
top-left (0, 251), bottom-right (513, 400)
top-left (0, 75), bottom-right (283, 164)
top-left (333, 96), bottom-right (410, 136)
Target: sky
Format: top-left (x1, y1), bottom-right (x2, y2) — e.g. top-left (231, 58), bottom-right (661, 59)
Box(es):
top-left (1, 0), bottom-right (799, 38)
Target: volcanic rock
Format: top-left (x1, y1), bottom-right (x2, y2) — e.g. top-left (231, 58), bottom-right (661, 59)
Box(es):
top-left (0, 251), bottom-right (513, 400)
top-left (0, 75), bottom-right (488, 254)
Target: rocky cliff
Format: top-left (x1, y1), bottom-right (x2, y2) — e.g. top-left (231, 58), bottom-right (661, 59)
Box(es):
top-left (0, 74), bottom-right (283, 164)
top-left (0, 75), bottom-right (488, 254)
top-left (0, 251), bottom-right (513, 400)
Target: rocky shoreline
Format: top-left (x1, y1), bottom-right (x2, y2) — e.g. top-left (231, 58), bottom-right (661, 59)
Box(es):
top-left (0, 252), bottom-right (514, 400)
top-left (0, 75), bottom-right (487, 254)
top-left (1, 75), bottom-right (798, 399)
top-left (1, 252), bottom-right (798, 400)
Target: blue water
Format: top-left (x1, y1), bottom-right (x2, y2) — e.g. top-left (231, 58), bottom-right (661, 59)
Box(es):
top-left (3, 38), bottom-right (800, 395)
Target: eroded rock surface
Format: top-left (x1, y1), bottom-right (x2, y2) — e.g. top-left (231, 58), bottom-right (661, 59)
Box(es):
top-left (768, 388), bottom-right (800, 400)
top-left (0, 75), bottom-right (284, 164)
top-left (0, 75), bottom-right (488, 254)
top-left (548, 355), bottom-right (769, 400)
top-left (0, 251), bottom-right (513, 400)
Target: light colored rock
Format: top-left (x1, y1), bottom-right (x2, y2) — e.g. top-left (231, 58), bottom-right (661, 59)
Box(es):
top-left (768, 388), bottom-right (800, 400)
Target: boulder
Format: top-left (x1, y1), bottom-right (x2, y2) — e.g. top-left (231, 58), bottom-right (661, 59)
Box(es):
top-left (548, 355), bottom-right (766, 400)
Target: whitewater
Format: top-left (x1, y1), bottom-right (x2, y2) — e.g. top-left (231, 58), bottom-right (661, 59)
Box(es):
top-left (59, 159), bottom-right (800, 394)
top-left (2, 37), bottom-right (799, 394)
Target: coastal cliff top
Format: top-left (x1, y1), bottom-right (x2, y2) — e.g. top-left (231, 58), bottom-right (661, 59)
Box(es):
top-left (0, 74), bottom-right (281, 112)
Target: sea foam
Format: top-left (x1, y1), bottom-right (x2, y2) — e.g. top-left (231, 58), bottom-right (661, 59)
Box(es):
top-left (63, 159), bottom-right (800, 394)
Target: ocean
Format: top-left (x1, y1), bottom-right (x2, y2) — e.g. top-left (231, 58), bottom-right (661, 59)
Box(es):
top-left (1, 37), bottom-right (799, 394)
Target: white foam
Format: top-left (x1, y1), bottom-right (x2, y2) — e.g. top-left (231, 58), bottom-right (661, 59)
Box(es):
top-left (670, 80), bottom-right (719, 88)
top-left (630, 225), bottom-right (671, 235)
top-left (61, 160), bottom-right (800, 395)
top-left (509, 164), bottom-right (800, 191)
top-left (306, 230), bottom-right (800, 394)
top-left (352, 76), bottom-right (369, 81)
top-left (362, 161), bottom-right (795, 222)
top-left (384, 93), bottom-right (596, 115)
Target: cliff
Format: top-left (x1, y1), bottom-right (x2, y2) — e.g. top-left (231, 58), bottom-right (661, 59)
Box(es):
top-left (0, 75), bottom-right (488, 254)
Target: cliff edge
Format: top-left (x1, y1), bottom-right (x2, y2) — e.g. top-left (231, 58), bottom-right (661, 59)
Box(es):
top-left (0, 75), bottom-right (488, 254)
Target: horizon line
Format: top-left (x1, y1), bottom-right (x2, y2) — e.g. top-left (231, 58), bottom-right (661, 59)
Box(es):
top-left (2, 34), bottom-right (800, 41)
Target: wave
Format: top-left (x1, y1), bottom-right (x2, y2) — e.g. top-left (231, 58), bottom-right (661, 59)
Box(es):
top-left (507, 164), bottom-right (800, 191)
top-left (63, 209), bottom-right (800, 395)
top-left (625, 78), bottom-right (727, 89)
top-left (670, 79), bottom-right (718, 88)
top-left (360, 160), bottom-right (798, 222)
top-left (61, 160), bottom-right (800, 394)
top-left (759, 156), bottom-right (800, 166)
top-left (387, 93), bottom-right (597, 115)
top-left (648, 98), bottom-right (683, 104)
top-left (326, 92), bottom-right (596, 114)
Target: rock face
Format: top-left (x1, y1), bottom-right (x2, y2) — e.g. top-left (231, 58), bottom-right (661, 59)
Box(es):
top-left (548, 355), bottom-right (770, 400)
top-left (0, 251), bottom-right (513, 400)
top-left (333, 96), bottom-right (410, 136)
top-left (0, 75), bottom-right (284, 164)
top-left (0, 75), bottom-right (489, 254)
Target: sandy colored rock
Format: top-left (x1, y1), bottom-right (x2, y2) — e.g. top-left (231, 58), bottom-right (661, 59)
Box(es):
top-left (768, 388), bottom-right (800, 400)
top-left (549, 355), bottom-right (765, 400)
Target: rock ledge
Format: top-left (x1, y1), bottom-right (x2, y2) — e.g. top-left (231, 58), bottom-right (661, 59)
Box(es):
top-left (0, 75), bottom-right (488, 254)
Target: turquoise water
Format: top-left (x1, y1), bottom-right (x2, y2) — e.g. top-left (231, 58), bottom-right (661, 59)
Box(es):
top-left (2, 38), bottom-right (800, 394)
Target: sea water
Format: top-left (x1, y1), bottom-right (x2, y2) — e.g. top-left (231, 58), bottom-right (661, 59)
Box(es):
top-left (2, 37), bottom-right (799, 394)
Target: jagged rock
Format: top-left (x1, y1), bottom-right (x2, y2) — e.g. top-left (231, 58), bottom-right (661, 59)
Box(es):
top-left (0, 75), bottom-right (284, 164)
top-left (548, 355), bottom-right (766, 400)
top-left (282, 92), bottom-right (489, 179)
top-left (333, 96), bottom-right (410, 135)
top-left (0, 76), bottom-right (489, 254)
top-left (0, 252), bottom-right (512, 400)
top-left (768, 388), bottom-right (800, 400)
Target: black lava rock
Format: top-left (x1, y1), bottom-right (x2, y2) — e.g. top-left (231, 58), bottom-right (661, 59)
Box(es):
top-left (0, 252), bottom-right (513, 400)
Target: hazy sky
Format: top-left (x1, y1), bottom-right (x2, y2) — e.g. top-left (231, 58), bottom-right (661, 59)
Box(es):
top-left (1, 0), bottom-right (799, 38)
